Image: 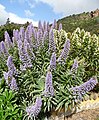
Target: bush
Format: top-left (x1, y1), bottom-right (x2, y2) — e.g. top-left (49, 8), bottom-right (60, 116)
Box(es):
top-left (0, 21), bottom-right (98, 119)
top-left (0, 89), bottom-right (23, 120)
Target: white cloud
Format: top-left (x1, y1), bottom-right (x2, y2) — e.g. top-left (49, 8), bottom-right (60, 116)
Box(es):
top-left (0, 4), bottom-right (8, 25)
top-left (9, 13), bottom-right (38, 26)
top-left (9, 0), bottom-right (35, 8)
top-left (0, 4), bottom-right (38, 26)
top-left (25, 10), bottom-right (34, 17)
top-left (36, 0), bottom-right (99, 16)
top-left (25, 0), bottom-right (35, 8)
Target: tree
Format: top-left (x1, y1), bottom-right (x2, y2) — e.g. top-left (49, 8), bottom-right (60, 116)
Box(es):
top-left (6, 18), bottom-right (10, 25)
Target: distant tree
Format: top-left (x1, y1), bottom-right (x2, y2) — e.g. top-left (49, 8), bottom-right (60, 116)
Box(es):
top-left (6, 18), bottom-right (10, 25)
top-left (90, 11), bottom-right (94, 18)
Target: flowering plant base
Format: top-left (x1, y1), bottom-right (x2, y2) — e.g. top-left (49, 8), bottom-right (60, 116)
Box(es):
top-left (49, 93), bottom-right (99, 119)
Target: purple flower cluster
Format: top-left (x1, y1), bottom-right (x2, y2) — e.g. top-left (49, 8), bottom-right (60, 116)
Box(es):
top-left (3, 71), bottom-right (12, 85)
top-left (25, 42), bottom-right (35, 61)
top-left (19, 27), bottom-right (25, 42)
top-left (38, 20), bottom-right (43, 30)
top-left (49, 28), bottom-right (56, 53)
top-left (50, 52), bottom-right (56, 70)
top-left (5, 31), bottom-right (12, 48)
top-left (71, 77), bottom-right (98, 101)
top-left (4, 56), bottom-right (18, 91)
top-left (26, 97), bottom-right (42, 117)
top-left (4, 71), bottom-right (18, 91)
top-left (27, 23), bottom-right (37, 49)
top-left (71, 59), bottom-right (78, 72)
top-left (57, 39), bottom-right (70, 63)
top-left (10, 77), bottom-right (18, 91)
top-left (52, 19), bottom-right (57, 29)
top-left (13, 29), bottom-right (19, 46)
top-left (43, 71), bottom-right (54, 97)
top-left (0, 41), bottom-right (9, 57)
top-left (37, 29), bottom-right (43, 47)
top-left (7, 56), bottom-right (17, 75)
top-left (58, 23), bottom-right (62, 31)
top-left (19, 47), bottom-right (32, 71)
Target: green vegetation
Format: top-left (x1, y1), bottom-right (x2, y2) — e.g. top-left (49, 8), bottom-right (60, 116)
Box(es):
top-left (0, 20), bottom-right (29, 41)
top-left (57, 12), bottom-right (99, 35)
top-left (0, 11), bottom-right (99, 42)
top-left (0, 89), bottom-right (23, 120)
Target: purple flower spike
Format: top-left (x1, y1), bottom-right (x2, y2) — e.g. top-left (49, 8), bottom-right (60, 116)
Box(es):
top-left (43, 30), bottom-right (48, 44)
top-left (24, 39), bottom-right (35, 60)
top-left (71, 77), bottom-right (98, 101)
top-left (5, 31), bottom-right (12, 48)
top-left (52, 19), bottom-right (57, 29)
top-left (38, 20), bottom-right (43, 30)
top-left (59, 23), bottom-right (62, 31)
top-left (43, 21), bottom-right (47, 31)
top-left (28, 23), bottom-right (37, 49)
top-left (19, 27), bottom-right (25, 42)
top-left (47, 22), bottom-right (50, 32)
top-left (3, 71), bottom-right (13, 85)
top-left (26, 97), bottom-right (42, 117)
top-left (50, 52), bottom-right (56, 70)
top-left (10, 77), bottom-right (18, 91)
top-left (49, 28), bottom-right (56, 53)
top-left (19, 47), bottom-right (32, 70)
top-left (71, 59), bottom-right (78, 72)
top-left (7, 56), bottom-right (16, 75)
top-left (0, 41), bottom-right (9, 57)
top-left (57, 39), bottom-right (70, 64)
top-left (13, 29), bottom-right (19, 42)
top-left (43, 71), bottom-right (54, 97)
top-left (37, 29), bottom-right (43, 47)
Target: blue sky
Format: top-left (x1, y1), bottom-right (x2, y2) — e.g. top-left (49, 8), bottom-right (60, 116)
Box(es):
top-left (0, 0), bottom-right (99, 26)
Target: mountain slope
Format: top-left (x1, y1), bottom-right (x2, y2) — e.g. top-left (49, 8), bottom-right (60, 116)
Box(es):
top-left (0, 10), bottom-right (99, 41)
top-left (57, 11), bottom-right (99, 35)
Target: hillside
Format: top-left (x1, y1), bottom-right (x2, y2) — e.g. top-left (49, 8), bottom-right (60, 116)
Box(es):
top-left (0, 22), bottom-right (29, 41)
top-left (57, 9), bottom-right (99, 35)
top-left (0, 9), bottom-right (99, 41)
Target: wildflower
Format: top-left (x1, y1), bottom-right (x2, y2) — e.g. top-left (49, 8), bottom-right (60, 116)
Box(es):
top-left (10, 77), bottom-right (18, 91)
top-left (43, 21), bottom-right (47, 31)
top-left (47, 22), bottom-right (50, 32)
top-left (49, 28), bottom-right (56, 53)
top-left (0, 41), bottom-right (9, 57)
top-left (28, 23), bottom-right (37, 48)
top-left (19, 47), bottom-right (32, 70)
top-left (52, 19), bottom-right (57, 29)
top-left (19, 27), bottom-right (25, 42)
top-left (5, 31), bottom-right (12, 48)
top-left (24, 39), bottom-right (35, 60)
top-left (71, 77), bottom-right (98, 101)
top-left (71, 59), bottom-right (78, 72)
top-left (37, 29), bottom-right (43, 47)
top-left (58, 23), bottom-right (62, 31)
top-left (7, 56), bottom-right (17, 75)
top-left (26, 97), bottom-right (42, 117)
top-left (50, 52), bottom-right (56, 70)
top-left (3, 71), bottom-right (13, 85)
top-left (43, 71), bottom-right (54, 97)
top-left (57, 39), bottom-right (70, 63)
top-left (38, 20), bottom-right (43, 30)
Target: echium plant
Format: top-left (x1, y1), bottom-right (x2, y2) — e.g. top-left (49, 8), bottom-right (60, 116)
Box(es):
top-left (25, 97), bottom-right (42, 119)
top-left (0, 20), bottom-right (98, 120)
top-left (3, 55), bottom-right (18, 91)
top-left (71, 77), bottom-right (98, 102)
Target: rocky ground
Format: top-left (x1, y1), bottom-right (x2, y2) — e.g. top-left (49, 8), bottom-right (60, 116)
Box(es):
top-left (49, 93), bottom-right (99, 120)
top-left (66, 108), bottom-right (99, 120)
top-left (49, 108), bottom-right (99, 120)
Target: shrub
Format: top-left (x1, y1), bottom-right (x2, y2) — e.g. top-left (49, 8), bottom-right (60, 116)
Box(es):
top-left (0, 21), bottom-right (98, 119)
